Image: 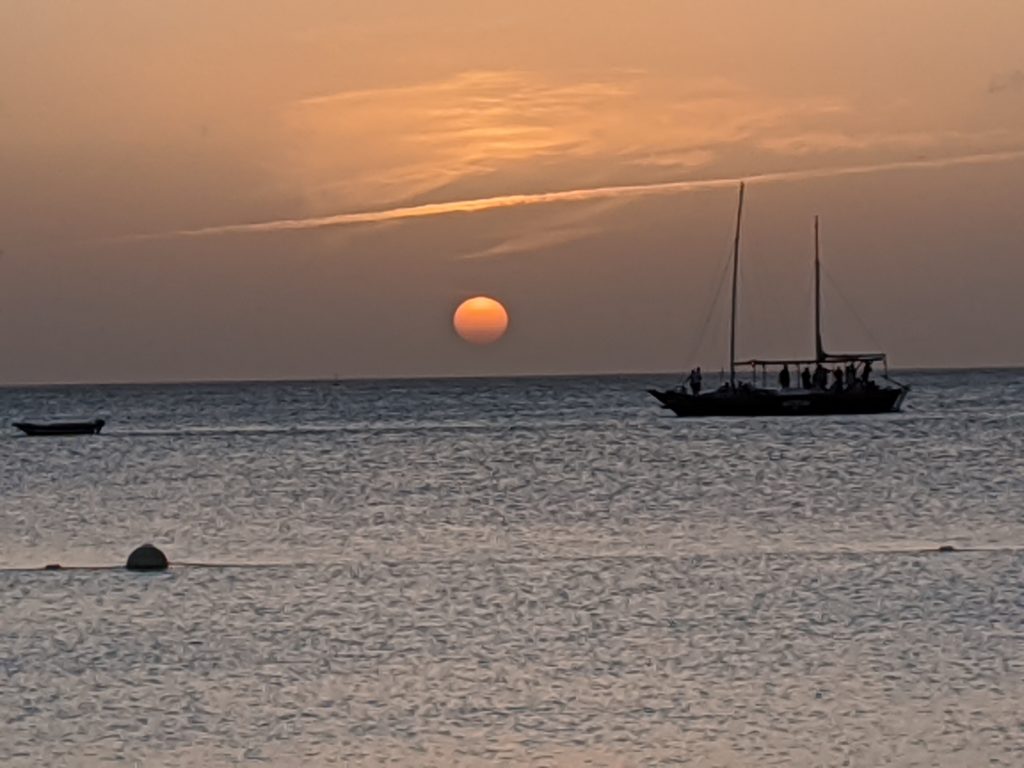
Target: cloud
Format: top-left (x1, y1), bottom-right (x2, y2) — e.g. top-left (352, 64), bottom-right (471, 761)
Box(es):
top-left (279, 70), bottom-right (843, 211)
top-left (988, 69), bottom-right (1024, 94)
top-left (456, 198), bottom-right (625, 260)
top-left (283, 70), bottom-right (638, 209)
top-left (760, 128), bottom-right (1016, 156)
top-left (762, 130), bottom-right (941, 156)
top-left (128, 149), bottom-right (1024, 241)
top-left (107, 67), bottom-right (1024, 251)
top-left (628, 149), bottom-right (717, 169)
top-left (460, 225), bottom-right (604, 261)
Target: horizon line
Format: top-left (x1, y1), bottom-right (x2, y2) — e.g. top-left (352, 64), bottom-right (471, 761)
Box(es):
top-left (3, 363), bottom-right (1022, 390)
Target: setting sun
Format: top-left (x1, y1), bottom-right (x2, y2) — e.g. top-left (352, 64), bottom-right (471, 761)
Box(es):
top-left (453, 296), bottom-right (509, 345)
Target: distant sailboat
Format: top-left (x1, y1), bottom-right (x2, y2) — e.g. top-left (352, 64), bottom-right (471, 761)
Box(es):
top-left (649, 184), bottom-right (909, 417)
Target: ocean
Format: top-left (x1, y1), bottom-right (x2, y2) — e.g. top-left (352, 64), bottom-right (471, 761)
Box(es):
top-left (1, 370), bottom-right (1022, 766)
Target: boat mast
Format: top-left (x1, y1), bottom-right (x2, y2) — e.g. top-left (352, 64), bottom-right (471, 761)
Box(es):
top-left (729, 182), bottom-right (745, 386)
top-left (814, 215), bottom-right (824, 362)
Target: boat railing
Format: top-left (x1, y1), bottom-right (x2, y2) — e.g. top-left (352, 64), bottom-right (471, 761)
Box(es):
top-left (729, 353), bottom-right (909, 392)
top-left (734, 353), bottom-right (887, 367)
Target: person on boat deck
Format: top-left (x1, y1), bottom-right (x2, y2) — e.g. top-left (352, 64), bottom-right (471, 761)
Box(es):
top-left (861, 360), bottom-right (873, 383)
top-left (801, 366), bottom-right (812, 389)
top-left (832, 366), bottom-right (845, 392)
top-left (845, 361), bottom-right (857, 386)
top-left (778, 364), bottom-right (791, 389)
top-left (686, 367), bottom-right (702, 396)
top-left (813, 363), bottom-right (828, 389)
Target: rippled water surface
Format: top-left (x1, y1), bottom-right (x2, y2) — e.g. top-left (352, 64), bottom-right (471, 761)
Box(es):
top-left (2, 371), bottom-right (1022, 766)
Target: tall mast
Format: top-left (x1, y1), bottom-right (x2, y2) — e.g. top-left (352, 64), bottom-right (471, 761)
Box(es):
top-left (814, 215), bottom-right (824, 362)
top-left (729, 182), bottom-right (745, 386)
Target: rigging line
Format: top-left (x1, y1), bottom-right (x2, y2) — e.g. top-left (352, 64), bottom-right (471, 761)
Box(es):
top-left (802, 267), bottom-right (816, 357)
top-left (742, 245), bottom-right (774, 364)
top-left (821, 264), bottom-right (887, 352)
top-left (681, 242), bottom-right (733, 376)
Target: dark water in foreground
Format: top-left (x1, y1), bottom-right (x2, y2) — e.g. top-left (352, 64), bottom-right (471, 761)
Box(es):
top-left (1, 370), bottom-right (1022, 766)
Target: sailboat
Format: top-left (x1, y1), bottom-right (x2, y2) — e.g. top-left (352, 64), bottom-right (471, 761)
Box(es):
top-left (648, 183), bottom-right (909, 417)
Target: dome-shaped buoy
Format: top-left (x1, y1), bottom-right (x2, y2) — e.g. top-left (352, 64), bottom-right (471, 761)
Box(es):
top-left (126, 543), bottom-right (168, 571)
top-left (937, 544), bottom-right (957, 553)
top-left (44, 563), bottom-right (63, 571)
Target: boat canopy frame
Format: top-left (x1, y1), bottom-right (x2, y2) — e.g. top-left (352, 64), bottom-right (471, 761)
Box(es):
top-left (733, 353), bottom-right (905, 389)
top-left (735, 353), bottom-right (887, 367)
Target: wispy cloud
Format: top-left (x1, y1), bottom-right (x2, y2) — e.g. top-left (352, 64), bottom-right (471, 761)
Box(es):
top-left (456, 198), bottom-right (625, 260)
top-left (283, 70), bottom-right (639, 209)
top-left (760, 128), bottom-right (1016, 156)
top-left (988, 69), bottom-right (1024, 94)
top-left (129, 149), bottom-right (1024, 241)
top-left (460, 225), bottom-right (604, 261)
top-left (628, 149), bottom-right (717, 169)
top-left (109, 67), bottom-right (1024, 251)
top-left (280, 70), bottom-right (842, 212)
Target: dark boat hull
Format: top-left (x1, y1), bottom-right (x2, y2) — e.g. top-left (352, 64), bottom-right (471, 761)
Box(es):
top-left (13, 419), bottom-right (105, 436)
top-left (648, 386), bottom-right (906, 417)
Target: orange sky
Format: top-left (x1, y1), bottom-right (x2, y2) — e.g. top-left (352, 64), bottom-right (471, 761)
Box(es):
top-left (1, 1), bottom-right (1022, 383)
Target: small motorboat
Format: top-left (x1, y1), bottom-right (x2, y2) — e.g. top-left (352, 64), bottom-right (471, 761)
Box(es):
top-left (12, 419), bottom-right (106, 436)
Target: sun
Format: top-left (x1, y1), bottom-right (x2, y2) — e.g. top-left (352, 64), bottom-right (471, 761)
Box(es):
top-left (453, 296), bottom-right (509, 345)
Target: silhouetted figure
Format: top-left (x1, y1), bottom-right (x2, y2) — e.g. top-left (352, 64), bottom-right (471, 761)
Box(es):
top-left (833, 366), bottom-right (845, 392)
top-left (778, 364), bottom-right (791, 389)
top-left (801, 367), bottom-right (812, 389)
top-left (844, 362), bottom-right (862, 391)
top-left (813, 363), bottom-right (828, 389)
top-left (687, 366), bottom-right (702, 396)
top-left (861, 360), bottom-right (873, 384)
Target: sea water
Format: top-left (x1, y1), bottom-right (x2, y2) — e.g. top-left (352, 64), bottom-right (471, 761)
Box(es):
top-left (1, 371), bottom-right (1022, 766)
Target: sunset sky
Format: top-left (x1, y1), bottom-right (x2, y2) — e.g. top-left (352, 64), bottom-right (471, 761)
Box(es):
top-left (1, 1), bottom-right (1022, 384)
